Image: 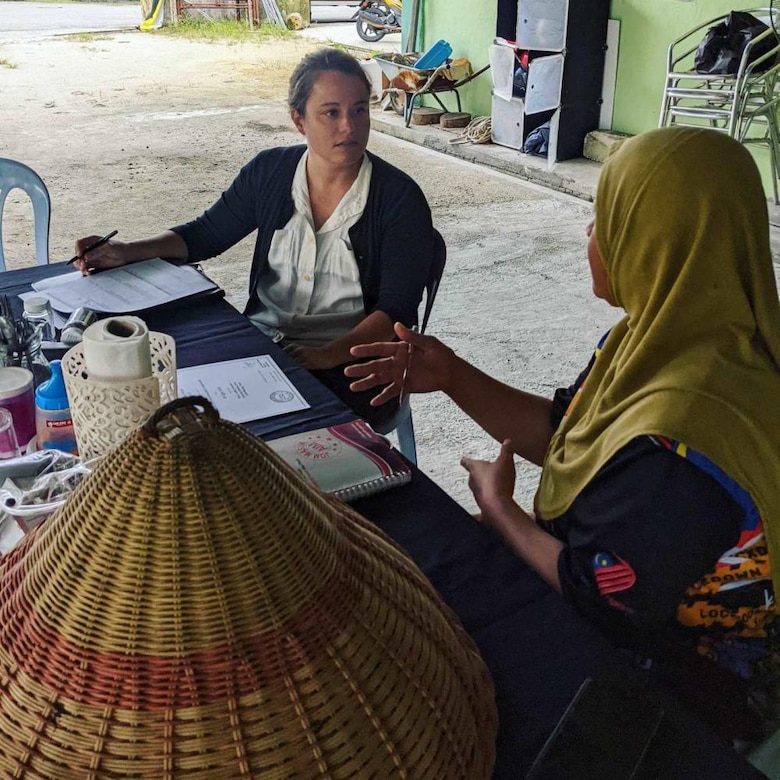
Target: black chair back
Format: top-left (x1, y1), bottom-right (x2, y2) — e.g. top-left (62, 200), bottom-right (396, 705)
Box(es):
top-left (373, 228), bottom-right (447, 463)
top-left (421, 229), bottom-right (447, 334)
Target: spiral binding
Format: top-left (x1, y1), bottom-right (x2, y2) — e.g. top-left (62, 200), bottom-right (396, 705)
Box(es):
top-left (334, 469), bottom-right (412, 502)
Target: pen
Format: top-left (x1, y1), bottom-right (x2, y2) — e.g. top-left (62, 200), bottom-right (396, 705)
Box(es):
top-left (398, 325), bottom-right (418, 408)
top-left (67, 229), bottom-right (118, 265)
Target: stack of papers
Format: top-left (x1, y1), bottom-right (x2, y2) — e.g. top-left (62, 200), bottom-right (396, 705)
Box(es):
top-left (30, 259), bottom-right (220, 315)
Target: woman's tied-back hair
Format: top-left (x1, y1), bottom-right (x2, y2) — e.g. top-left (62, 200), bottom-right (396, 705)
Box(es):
top-left (288, 48), bottom-right (371, 116)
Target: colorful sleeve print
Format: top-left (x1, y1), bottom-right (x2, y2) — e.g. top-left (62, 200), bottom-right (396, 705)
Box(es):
top-left (651, 436), bottom-right (773, 637)
top-left (651, 436), bottom-right (778, 692)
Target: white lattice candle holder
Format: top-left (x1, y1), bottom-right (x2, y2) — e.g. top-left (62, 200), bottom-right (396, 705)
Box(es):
top-left (62, 332), bottom-right (177, 459)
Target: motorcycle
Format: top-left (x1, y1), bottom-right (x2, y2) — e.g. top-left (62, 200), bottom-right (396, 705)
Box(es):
top-left (352, 0), bottom-right (402, 43)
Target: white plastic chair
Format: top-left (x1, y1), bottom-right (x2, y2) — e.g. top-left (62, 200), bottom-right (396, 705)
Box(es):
top-left (658, 8), bottom-right (780, 203)
top-left (0, 158), bottom-right (51, 272)
top-left (374, 229), bottom-right (447, 465)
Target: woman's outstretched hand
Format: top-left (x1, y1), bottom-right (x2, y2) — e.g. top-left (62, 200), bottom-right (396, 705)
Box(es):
top-left (345, 322), bottom-right (455, 407)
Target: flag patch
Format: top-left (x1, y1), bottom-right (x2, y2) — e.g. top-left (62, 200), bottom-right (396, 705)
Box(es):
top-left (592, 552), bottom-right (636, 596)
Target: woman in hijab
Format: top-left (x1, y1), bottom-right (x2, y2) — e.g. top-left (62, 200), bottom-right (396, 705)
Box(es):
top-left (345, 126), bottom-right (780, 740)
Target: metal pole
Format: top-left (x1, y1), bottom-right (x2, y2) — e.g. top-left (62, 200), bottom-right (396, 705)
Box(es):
top-left (406, 0), bottom-right (421, 53)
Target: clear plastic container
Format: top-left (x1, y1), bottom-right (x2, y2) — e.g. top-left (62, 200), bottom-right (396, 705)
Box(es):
top-left (23, 295), bottom-right (56, 343)
top-left (18, 327), bottom-right (50, 389)
top-left (34, 360), bottom-right (77, 454)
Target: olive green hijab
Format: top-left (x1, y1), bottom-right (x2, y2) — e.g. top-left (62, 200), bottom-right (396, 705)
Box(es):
top-left (536, 127), bottom-right (780, 592)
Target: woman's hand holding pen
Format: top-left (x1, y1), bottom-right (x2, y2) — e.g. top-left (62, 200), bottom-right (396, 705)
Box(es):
top-left (346, 322), bottom-right (456, 406)
top-left (73, 235), bottom-right (129, 275)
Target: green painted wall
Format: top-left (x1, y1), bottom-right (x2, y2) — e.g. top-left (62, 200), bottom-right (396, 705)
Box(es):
top-left (598, 1), bottom-right (774, 191)
top-left (408, 0), bottom-right (496, 117)
top-left (609, 0), bottom-right (743, 134)
top-left (415, 0), bottom-right (754, 128)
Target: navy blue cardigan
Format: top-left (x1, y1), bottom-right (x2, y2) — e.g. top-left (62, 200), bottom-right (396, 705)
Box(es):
top-left (171, 145), bottom-right (434, 327)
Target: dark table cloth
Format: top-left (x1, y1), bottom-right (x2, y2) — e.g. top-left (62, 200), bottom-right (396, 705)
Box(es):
top-left (1, 263), bottom-right (765, 779)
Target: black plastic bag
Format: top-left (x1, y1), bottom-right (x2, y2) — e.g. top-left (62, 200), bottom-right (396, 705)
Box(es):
top-left (523, 121), bottom-right (550, 156)
top-left (694, 10), bottom-right (777, 74)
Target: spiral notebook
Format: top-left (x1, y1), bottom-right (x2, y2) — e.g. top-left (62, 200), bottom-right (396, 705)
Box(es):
top-left (267, 419), bottom-right (412, 501)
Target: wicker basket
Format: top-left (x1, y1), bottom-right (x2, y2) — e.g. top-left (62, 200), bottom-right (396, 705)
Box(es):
top-left (61, 331), bottom-right (177, 460)
top-left (0, 397), bottom-right (497, 778)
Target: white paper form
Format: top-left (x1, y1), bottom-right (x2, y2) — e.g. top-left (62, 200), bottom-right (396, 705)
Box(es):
top-left (28, 259), bottom-right (219, 314)
top-left (177, 355), bottom-right (310, 423)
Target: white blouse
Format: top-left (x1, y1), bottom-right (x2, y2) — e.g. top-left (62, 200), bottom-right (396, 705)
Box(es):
top-left (248, 150), bottom-right (372, 348)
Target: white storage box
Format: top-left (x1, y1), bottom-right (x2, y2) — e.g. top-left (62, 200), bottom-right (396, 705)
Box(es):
top-left (525, 53), bottom-right (564, 114)
top-left (490, 41), bottom-right (516, 102)
top-left (491, 92), bottom-right (525, 150)
top-left (517, 0), bottom-right (568, 51)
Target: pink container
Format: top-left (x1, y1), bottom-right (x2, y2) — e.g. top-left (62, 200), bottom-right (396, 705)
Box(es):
top-left (0, 367), bottom-right (36, 450)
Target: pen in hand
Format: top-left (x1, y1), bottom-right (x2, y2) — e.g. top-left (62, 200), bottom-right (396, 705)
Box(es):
top-left (398, 325), bottom-right (419, 407)
top-left (67, 229), bottom-right (118, 265)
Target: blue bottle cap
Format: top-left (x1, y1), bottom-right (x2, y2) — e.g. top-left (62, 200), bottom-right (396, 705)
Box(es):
top-left (34, 360), bottom-right (70, 410)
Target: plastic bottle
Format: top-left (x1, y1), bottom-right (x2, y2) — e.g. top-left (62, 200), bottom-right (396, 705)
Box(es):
top-left (34, 360), bottom-right (77, 454)
top-left (23, 295), bottom-right (56, 343)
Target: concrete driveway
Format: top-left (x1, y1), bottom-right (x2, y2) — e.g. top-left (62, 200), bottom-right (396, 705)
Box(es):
top-left (301, 4), bottom-right (400, 53)
top-left (0, 2), bottom-right (139, 43)
top-left (0, 1), bottom-right (399, 51)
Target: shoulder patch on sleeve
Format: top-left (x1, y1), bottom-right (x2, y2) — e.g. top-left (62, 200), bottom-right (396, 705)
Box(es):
top-left (592, 552), bottom-right (637, 596)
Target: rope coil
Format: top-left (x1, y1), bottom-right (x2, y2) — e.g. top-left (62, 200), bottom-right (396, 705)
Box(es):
top-left (448, 116), bottom-right (492, 145)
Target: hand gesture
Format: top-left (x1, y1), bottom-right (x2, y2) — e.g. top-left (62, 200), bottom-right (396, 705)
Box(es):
top-left (345, 322), bottom-right (455, 407)
top-left (463, 440), bottom-right (562, 590)
top-left (73, 235), bottom-right (128, 275)
top-left (461, 440), bottom-right (519, 532)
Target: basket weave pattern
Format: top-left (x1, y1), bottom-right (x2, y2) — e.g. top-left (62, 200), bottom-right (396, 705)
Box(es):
top-left (61, 332), bottom-right (177, 459)
top-left (0, 399), bottom-right (497, 778)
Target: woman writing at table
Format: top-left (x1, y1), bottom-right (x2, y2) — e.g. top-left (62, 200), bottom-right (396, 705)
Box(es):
top-left (346, 127), bottom-right (780, 741)
top-left (73, 48), bottom-right (435, 428)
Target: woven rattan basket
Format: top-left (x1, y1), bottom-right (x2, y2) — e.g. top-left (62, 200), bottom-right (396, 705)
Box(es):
top-left (0, 397), bottom-right (497, 778)
top-left (62, 331), bottom-right (178, 459)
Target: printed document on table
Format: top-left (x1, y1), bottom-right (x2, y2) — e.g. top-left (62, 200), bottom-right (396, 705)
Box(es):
top-left (177, 355), bottom-right (310, 423)
top-left (29, 259), bottom-right (219, 314)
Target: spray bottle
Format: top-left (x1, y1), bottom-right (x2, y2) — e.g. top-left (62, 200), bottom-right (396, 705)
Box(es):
top-left (34, 360), bottom-right (77, 454)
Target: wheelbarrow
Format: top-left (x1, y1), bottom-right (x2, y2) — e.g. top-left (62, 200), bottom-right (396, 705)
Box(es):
top-left (374, 53), bottom-right (490, 127)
